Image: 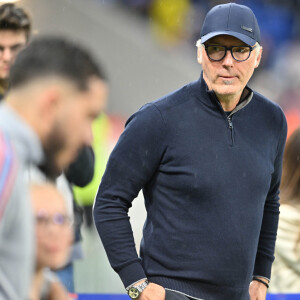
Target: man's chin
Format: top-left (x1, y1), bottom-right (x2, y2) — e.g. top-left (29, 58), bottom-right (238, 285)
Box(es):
top-left (214, 83), bottom-right (241, 95)
top-left (0, 69), bottom-right (9, 77)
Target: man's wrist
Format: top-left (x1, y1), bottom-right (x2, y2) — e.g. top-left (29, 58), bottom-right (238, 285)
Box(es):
top-left (126, 279), bottom-right (149, 299)
top-left (252, 276), bottom-right (269, 288)
top-left (126, 278), bottom-right (148, 290)
top-left (253, 276), bottom-right (269, 283)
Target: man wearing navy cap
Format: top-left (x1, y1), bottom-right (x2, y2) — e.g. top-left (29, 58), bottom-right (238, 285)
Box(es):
top-left (94, 3), bottom-right (287, 300)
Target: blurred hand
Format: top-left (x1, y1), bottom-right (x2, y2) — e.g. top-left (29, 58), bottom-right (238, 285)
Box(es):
top-left (139, 282), bottom-right (165, 300)
top-left (249, 279), bottom-right (267, 300)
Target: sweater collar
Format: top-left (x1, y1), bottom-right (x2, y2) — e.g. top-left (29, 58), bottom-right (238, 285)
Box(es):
top-left (190, 72), bottom-right (253, 115)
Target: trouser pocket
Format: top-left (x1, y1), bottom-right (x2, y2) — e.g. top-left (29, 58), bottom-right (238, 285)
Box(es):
top-left (165, 289), bottom-right (190, 300)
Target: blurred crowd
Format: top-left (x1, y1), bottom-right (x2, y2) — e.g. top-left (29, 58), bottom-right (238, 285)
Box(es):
top-left (117, 0), bottom-right (300, 53)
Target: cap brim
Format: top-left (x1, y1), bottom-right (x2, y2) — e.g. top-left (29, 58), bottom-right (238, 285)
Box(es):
top-left (201, 31), bottom-right (256, 46)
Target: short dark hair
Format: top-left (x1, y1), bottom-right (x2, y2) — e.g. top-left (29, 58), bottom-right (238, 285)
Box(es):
top-left (9, 36), bottom-right (107, 91)
top-left (0, 4), bottom-right (31, 40)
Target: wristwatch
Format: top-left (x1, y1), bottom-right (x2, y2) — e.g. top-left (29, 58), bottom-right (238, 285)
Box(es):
top-left (127, 280), bottom-right (149, 299)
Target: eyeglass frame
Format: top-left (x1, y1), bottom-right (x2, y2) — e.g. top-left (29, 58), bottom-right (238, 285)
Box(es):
top-left (35, 211), bottom-right (73, 229)
top-left (203, 44), bottom-right (258, 62)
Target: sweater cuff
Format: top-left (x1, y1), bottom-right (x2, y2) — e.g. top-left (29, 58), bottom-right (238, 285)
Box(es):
top-left (118, 261), bottom-right (147, 288)
top-left (253, 255), bottom-right (273, 280)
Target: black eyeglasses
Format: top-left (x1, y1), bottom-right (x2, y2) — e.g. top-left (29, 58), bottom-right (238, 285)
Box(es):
top-left (204, 44), bottom-right (257, 62)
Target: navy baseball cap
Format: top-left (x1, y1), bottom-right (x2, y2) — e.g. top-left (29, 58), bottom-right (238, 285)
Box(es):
top-left (200, 3), bottom-right (260, 46)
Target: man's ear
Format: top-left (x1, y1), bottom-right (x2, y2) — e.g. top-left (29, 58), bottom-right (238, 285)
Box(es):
top-left (254, 47), bottom-right (263, 69)
top-left (39, 86), bottom-right (61, 123)
top-left (197, 47), bottom-right (203, 65)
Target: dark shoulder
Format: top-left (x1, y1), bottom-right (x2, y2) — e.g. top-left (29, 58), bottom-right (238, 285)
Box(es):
top-left (252, 91), bottom-right (284, 115)
top-left (126, 83), bottom-right (191, 127)
top-left (144, 83), bottom-right (195, 124)
top-left (151, 83), bottom-right (191, 112)
top-left (252, 91), bottom-right (287, 134)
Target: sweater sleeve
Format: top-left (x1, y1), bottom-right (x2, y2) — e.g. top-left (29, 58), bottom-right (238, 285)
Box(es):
top-left (253, 111), bottom-right (287, 280)
top-left (0, 135), bottom-right (34, 300)
top-left (93, 103), bottom-right (166, 288)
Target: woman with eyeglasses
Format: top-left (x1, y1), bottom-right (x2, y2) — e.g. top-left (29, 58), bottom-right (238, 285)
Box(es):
top-left (29, 183), bottom-right (74, 300)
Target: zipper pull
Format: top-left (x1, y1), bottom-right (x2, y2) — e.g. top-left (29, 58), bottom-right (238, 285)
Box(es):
top-left (227, 116), bottom-right (233, 129)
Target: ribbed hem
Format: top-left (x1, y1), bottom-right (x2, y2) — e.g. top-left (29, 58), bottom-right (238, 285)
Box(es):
top-left (253, 254), bottom-right (273, 279)
top-left (118, 261), bottom-right (147, 288)
top-left (148, 276), bottom-right (250, 300)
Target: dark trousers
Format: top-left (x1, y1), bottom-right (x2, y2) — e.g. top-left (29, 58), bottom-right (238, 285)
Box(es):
top-left (165, 290), bottom-right (195, 300)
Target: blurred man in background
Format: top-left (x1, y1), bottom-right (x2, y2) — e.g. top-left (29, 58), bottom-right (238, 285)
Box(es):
top-left (94, 3), bottom-right (287, 300)
top-left (0, 36), bottom-right (107, 299)
top-left (0, 3), bottom-right (98, 292)
top-left (0, 3), bottom-right (31, 99)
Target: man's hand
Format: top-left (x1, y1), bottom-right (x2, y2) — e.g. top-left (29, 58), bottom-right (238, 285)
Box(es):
top-left (139, 282), bottom-right (165, 300)
top-left (249, 278), bottom-right (268, 300)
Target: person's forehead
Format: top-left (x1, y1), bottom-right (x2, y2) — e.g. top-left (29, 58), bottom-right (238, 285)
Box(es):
top-left (206, 35), bottom-right (247, 46)
top-left (0, 29), bottom-right (27, 45)
top-left (31, 185), bottom-right (67, 212)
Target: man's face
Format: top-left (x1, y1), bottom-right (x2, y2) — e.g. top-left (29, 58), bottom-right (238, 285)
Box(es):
top-left (41, 78), bottom-right (107, 178)
top-left (198, 35), bottom-right (262, 99)
top-left (0, 30), bottom-right (27, 80)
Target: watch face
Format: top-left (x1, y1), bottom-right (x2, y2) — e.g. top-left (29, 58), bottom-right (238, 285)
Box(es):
top-left (128, 287), bottom-right (140, 299)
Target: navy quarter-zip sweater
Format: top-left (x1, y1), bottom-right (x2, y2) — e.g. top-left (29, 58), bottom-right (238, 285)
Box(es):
top-left (94, 74), bottom-right (287, 300)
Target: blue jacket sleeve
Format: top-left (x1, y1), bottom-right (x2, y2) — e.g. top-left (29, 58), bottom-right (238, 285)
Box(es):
top-left (253, 110), bottom-right (287, 280)
top-left (93, 103), bottom-right (166, 288)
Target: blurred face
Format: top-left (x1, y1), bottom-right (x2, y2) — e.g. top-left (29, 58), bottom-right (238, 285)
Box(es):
top-left (198, 35), bottom-right (262, 101)
top-left (41, 77), bottom-right (107, 178)
top-left (0, 30), bottom-right (27, 80)
top-left (31, 184), bottom-right (73, 270)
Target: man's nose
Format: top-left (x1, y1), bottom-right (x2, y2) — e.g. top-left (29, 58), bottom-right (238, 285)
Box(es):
top-left (222, 49), bottom-right (234, 67)
top-left (2, 48), bottom-right (13, 62)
